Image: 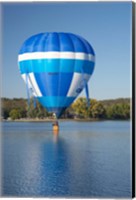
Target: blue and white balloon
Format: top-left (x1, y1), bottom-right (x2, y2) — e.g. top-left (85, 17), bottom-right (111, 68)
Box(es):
top-left (18, 32), bottom-right (95, 118)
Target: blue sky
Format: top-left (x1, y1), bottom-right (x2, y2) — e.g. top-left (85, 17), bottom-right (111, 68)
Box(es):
top-left (2, 2), bottom-right (132, 100)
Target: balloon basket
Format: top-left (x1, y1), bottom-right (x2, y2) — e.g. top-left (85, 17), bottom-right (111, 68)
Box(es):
top-left (53, 124), bottom-right (59, 131)
top-left (52, 120), bottom-right (59, 134)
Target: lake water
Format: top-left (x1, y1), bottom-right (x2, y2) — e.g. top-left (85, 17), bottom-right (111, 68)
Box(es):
top-left (1, 120), bottom-right (132, 198)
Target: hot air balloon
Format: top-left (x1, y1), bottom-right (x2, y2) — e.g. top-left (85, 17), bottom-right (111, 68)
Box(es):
top-left (18, 32), bottom-right (95, 121)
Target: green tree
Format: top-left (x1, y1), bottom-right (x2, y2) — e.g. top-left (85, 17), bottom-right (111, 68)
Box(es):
top-left (2, 108), bottom-right (10, 119)
top-left (105, 103), bottom-right (130, 119)
top-left (71, 97), bottom-right (89, 118)
top-left (105, 106), bottom-right (113, 119)
top-left (121, 103), bottom-right (130, 119)
top-left (27, 99), bottom-right (50, 118)
top-left (27, 103), bottom-right (37, 118)
top-left (19, 107), bottom-right (27, 118)
top-left (71, 98), bottom-right (106, 119)
top-left (9, 109), bottom-right (21, 120)
top-left (1, 98), bottom-right (27, 119)
top-left (90, 102), bottom-right (106, 118)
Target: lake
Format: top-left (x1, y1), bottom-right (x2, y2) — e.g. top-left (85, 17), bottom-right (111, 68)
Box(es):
top-left (1, 120), bottom-right (132, 197)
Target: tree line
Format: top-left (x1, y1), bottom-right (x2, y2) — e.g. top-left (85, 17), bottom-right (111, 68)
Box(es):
top-left (1, 97), bottom-right (130, 120)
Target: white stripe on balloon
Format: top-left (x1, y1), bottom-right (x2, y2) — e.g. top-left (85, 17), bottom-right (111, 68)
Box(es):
top-left (22, 74), bottom-right (37, 97)
top-left (22, 73), bottom-right (42, 97)
top-left (29, 73), bottom-right (42, 97)
top-left (67, 72), bottom-right (90, 97)
top-left (18, 52), bottom-right (95, 62)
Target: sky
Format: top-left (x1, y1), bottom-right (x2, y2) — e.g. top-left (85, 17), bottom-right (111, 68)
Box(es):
top-left (1, 2), bottom-right (132, 100)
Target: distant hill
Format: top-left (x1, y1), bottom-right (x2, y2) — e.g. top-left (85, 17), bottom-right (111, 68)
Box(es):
top-left (99, 98), bottom-right (130, 107)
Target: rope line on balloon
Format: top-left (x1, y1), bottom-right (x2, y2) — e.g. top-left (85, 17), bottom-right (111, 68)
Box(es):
top-left (25, 73), bottom-right (36, 108)
top-left (26, 73), bottom-right (30, 106)
top-left (81, 67), bottom-right (90, 107)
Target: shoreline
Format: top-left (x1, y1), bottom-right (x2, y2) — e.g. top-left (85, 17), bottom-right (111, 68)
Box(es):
top-left (1, 118), bottom-right (130, 123)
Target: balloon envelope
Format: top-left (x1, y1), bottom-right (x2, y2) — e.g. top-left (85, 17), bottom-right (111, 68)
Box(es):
top-left (18, 32), bottom-right (95, 118)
